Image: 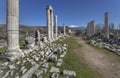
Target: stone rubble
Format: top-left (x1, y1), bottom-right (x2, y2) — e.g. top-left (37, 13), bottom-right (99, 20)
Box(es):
top-left (0, 41), bottom-right (73, 78)
top-left (63, 70), bottom-right (76, 78)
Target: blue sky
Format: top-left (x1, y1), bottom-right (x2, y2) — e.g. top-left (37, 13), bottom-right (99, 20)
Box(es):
top-left (0, 0), bottom-right (120, 28)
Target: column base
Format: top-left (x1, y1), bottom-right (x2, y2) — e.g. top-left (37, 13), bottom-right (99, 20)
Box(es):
top-left (5, 49), bottom-right (24, 61)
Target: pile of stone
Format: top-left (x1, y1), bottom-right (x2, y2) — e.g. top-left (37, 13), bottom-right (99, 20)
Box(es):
top-left (0, 43), bottom-right (69, 78)
top-left (89, 39), bottom-right (120, 55)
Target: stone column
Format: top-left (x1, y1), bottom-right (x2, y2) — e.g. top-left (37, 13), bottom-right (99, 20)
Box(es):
top-left (54, 15), bottom-right (58, 39)
top-left (104, 12), bottom-right (109, 39)
top-left (6, 0), bottom-right (23, 61)
top-left (90, 20), bottom-right (95, 36)
top-left (119, 24), bottom-right (120, 36)
top-left (63, 24), bottom-right (66, 36)
top-left (51, 8), bottom-right (54, 40)
top-left (46, 5), bottom-right (53, 41)
top-left (87, 22), bottom-right (90, 36)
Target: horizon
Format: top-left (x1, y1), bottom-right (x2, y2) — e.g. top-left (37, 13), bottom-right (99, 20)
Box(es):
top-left (0, 0), bottom-right (120, 28)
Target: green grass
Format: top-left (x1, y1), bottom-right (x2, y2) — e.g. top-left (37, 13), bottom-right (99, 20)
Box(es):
top-left (55, 37), bottom-right (102, 78)
top-left (20, 41), bottom-right (25, 49)
top-left (0, 47), bottom-right (6, 54)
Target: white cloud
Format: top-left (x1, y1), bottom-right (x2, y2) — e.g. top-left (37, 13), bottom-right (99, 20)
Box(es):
top-left (69, 25), bottom-right (78, 28)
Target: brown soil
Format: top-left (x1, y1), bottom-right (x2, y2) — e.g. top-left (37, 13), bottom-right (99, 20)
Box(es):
top-left (74, 37), bottom-right (120, 78)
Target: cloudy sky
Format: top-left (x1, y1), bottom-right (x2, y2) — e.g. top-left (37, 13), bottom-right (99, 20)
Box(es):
top-left (0, 0), bottom-right (120, 27)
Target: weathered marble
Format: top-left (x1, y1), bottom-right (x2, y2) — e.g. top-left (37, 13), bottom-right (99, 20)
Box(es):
top-left (46, 5), bottom-right (54, 41)
top-left (63, 70), bottom-right (76, 78)
top-left (6, 0), bottom-right (24, 61)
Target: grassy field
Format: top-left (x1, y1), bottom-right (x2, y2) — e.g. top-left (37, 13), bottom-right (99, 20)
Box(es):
top-left (55, 37), bottom-right (102, 78)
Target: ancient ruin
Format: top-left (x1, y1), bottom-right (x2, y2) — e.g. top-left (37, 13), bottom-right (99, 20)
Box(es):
top-left (0, 1), bottom-right (73, 78)
top-left (0, 0), bottom-right (120, 78)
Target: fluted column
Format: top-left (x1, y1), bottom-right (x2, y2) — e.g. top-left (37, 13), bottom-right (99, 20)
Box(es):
top-left (6, 0), bottom-right (23, 61)
top-left (46, 5), bottom-right (53, 41)
top-left (7, 0), bottom-right (19, 50)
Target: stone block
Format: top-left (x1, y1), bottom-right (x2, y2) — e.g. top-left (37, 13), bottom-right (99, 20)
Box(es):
top-left (56, 62), bottom-right (62, 67)
top-left (33, 69), bottom-right (43, 77)
top-left (50, 73), bottom-right (59, 78)
top-left (8, 65), bottom-right (15, 69)
top-left (60, 55), bottom-right (65, 58)
top-left (63, 70), bottom-right (76, 78)
top-left (50, 67), bottom-right (59, 73)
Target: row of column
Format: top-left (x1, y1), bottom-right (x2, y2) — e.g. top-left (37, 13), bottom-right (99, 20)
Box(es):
top-left (46, 5), bottom-right (66, 41)
top-left (6, 1), bottom-right (66, 61)
top-left (86, 12), bottom-right (109, 39)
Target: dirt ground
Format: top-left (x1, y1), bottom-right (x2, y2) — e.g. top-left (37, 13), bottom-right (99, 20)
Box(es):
top-left (74, 37), bottom-right (120, 78)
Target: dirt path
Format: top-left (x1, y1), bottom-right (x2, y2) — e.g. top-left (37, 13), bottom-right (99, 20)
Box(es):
top-left (74, 37), bottom-right (120, 78)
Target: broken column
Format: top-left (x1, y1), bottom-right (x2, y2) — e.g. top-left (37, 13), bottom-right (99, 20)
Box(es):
top-left (6, 0), bottom-right (24, 61)
top-left (54, 15), bottom-right (58, 39)
top-left (86, 20), bottom-right (95, 37)
top-left (46, 5), bottom-right (54, 41)
top-left (86, 22), bottom-right (90, 36)
top-left (36, 30), bottom-right (43, 49)
top-left (104, 12), bottom-right (109, 39)
top-left (90, 20), bottom-right (95, 36)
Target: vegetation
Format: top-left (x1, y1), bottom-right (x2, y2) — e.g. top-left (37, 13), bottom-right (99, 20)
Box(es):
top-left (0, 47), bottom-right (6, 54)
top-left (20, 41), bottom-right (25, 49)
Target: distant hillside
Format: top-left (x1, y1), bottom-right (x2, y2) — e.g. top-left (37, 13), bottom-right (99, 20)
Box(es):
top-left (0, 24), bottom-right (85, 40)
top-left (69, 27), bottom-right (85, 32)
top-left (0, 24), bottom-right (71, 40)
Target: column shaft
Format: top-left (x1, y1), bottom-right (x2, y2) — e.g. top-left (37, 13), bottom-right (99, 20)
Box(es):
top-left (7, 0), bottom-right (19, 50)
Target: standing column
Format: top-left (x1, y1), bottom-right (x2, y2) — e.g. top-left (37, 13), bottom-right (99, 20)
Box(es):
top-left (90, 20), bottom-right (95, 36)
top-left (51, 8), bottom-right (54, 40)
top-left (63, 24), bottom-right (66, 36)
top-left (119, 24), bottom-right (120, 36)
top-left (54, 15), bottom-right (58, 39)
top-left (46, 5), bottom-right (53, 41)
top-left (104, 12), bottom-right (109, 39)
top-left (46, 6), bottom-right (51, 41)
top-left (6, 0), bottom-right (23, 61)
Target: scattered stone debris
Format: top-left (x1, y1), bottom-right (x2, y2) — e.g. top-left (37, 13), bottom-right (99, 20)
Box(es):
top-left (50, 67), bottom-right (60, 73)
top-left (0, 41), bottom-right (69, 78)
top-left (63, 70), bottom-right (76, 78)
